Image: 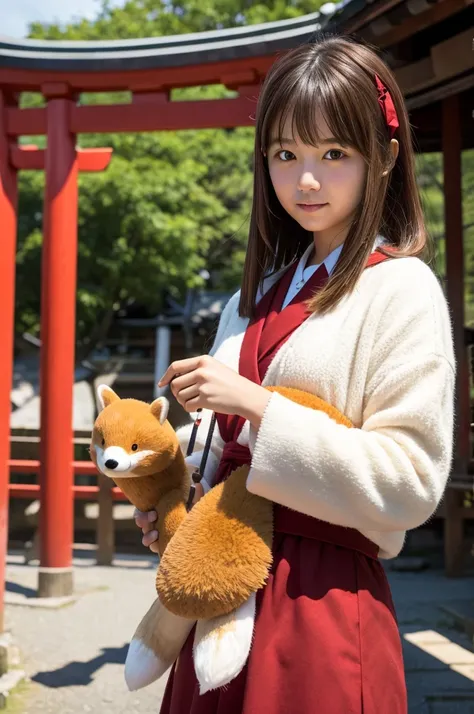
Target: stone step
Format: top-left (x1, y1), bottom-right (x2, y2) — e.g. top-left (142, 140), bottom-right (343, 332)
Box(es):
top-left (0, 668), bottom-right (26, 709)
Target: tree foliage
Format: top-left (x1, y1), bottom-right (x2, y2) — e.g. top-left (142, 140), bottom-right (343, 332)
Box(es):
top-left (19, 0), bottom-right (296, 346)
top-left (15, 0), bottom-right (474, 355)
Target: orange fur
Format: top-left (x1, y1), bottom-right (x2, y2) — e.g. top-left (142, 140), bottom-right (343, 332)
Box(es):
top-left (156, 386), bottom-right (353, 619)
top-left (157, 465), bottom-right (272, 619)
top-left (91, 385), bottom-right (352, 619)
top-left (90, 389), bottom-right (189, 555)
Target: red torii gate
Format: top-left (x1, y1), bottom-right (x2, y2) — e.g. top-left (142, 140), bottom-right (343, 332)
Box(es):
top-left (0, 12), bottom-right (325, 622)
top-left (0, 98), bottom-right (113, 604)
top-left (0, 1), bottom-right (472, 628)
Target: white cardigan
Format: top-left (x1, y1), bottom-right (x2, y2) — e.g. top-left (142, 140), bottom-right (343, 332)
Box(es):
top-left (178, 256), bottom-right (455, 559)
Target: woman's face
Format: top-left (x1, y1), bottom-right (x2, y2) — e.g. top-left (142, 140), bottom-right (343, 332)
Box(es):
top-left (266, 113), bottom-right (367, 241)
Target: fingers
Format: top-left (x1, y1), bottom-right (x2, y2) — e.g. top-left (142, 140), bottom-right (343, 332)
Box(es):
top-left (158, 356), bottom-right (209, 388)
top-left (181, 395), bottom-right (201, 413)
top-left (175, 385), bottom-right (200, 410)
top-left (142, 529), bottom-right (159, 548)
top-left (133, 508), bottom-right (157, 530)
top-left (148, 541), bottom-right (161, 555)
top-left (133, 508), bottom-right (158, 528)
top-left (169, 372), bottom-right (196, 398)
top-left (134, 509), bottom-right (160, 553)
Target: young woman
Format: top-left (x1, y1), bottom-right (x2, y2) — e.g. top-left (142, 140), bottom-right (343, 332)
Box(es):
top-left (135, 34), bottom-right (455, 714)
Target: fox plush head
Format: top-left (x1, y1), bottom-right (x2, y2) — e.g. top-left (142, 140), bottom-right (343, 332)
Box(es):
top-left (90, 384), bottom-right (190, 555)
top-left (90, 385), bottom-right (178, 479)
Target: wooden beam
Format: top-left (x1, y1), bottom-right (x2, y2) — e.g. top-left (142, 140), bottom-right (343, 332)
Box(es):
top-left (431, 28), bottom-right (473, 83)
top-left (344, 0), bottom-right (403, 33)
top-left (0, 54), bottom-right (272, 103)
top-left (10, 145), bottom-right (113, 171)
top-left (9, 458), bottom-right (98, 474)
top-left (8, 482), bottom-right (127, 501)
top-left (6, 95), bottom-right (257, 137)
top-left (6, 107), bottom-right (46, 137)
top-left (71, 95), bottom-right (257, 133)
top-left (405, 72), bottom-right (474, 112)
top-left (374, 0), bottom-right (470, 49)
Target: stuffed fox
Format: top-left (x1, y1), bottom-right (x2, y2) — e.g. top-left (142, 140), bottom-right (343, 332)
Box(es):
top-left (90, 384), bottom-right (352, 693)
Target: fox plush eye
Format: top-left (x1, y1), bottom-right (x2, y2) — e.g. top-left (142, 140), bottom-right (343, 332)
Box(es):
top-left (101, 438), bottom-right (105, 446)
top-left (131, 444), bottom-right (138, 451)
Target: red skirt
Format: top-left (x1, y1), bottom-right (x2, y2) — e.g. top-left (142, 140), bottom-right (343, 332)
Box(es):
top-left (160, 507), bottom-right (407, 714)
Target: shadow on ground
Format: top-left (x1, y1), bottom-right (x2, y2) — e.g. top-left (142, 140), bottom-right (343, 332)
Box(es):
top-left (32, 644), bottom-right (129, 687)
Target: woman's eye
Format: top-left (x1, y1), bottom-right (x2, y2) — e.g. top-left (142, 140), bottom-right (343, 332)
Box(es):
top-left (277, 150), bottom-right (295, 162)
top-left (324, 149), bottom-right (345, 161)
top-left (131, 444), bottom-right (138, 451)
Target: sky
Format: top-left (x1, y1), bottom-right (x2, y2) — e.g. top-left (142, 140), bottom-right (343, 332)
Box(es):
top-left (0, 0), bottom-right (122, 38)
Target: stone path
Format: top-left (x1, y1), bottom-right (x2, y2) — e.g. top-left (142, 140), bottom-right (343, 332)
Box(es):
top-left (4, 550), bottom-right (474, 713)
top-left (389, 569), bottom-right (474, 713)
top-left (5, 550), bottom-right (167, 713)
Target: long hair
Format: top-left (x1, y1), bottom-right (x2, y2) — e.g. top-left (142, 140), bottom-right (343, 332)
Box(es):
top-left (239, 35), bottom-right (429, 318)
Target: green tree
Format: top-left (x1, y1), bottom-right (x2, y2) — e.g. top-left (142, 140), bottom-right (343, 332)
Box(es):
top-left (20, 0), bottom-right (471, 351)
top-left (29, 0), bottom-right (320, 39)
top-left (17, 1), bottom-right (325, 350)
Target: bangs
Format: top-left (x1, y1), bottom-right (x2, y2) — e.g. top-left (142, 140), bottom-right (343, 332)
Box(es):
top-left (261, 65), bottom-right (369, 156)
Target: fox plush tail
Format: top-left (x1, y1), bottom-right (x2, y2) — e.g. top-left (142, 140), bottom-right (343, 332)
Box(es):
top-left (125, 597), bottom-right (195, 691)
top-left (124, 593), bottom-right (256, 694)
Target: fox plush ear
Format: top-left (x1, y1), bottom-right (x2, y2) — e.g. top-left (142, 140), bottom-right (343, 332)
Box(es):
top-left (150, 397), bottom-right (169, 425)
top-left (97, 384), bottom-right (120, 411)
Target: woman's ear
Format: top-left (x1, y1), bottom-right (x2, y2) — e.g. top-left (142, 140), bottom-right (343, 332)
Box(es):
top-left (389, 138), bottom-right (399, 163)
top-left (382, 139), bottom-right (399, 176)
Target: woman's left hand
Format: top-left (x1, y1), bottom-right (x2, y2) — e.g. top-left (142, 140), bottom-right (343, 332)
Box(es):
top-left (158, 355), bottom-right (270, 426)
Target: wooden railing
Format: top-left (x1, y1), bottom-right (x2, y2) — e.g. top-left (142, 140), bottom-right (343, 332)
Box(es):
top-left (9, 459), bottom-right (125, 565)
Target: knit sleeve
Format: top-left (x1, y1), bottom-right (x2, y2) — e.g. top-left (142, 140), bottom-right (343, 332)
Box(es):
top-left (246, 278), bottom-right (456, 532)
top-left (174, 290), bottom-right (240, 489)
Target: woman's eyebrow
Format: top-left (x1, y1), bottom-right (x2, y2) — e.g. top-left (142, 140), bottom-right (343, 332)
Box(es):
top-left (268, 137), bottom-right (296, 148)
top-left (268, 136), bottom-right (348, 149)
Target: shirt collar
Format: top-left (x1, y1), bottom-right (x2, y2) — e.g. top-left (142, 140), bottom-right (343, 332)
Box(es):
top-left (258, 235), bottom-right (385, 301)
top-left (298, 235), bottom-right (386, 277)
top-left (297, 241), bottom-right (343, 277)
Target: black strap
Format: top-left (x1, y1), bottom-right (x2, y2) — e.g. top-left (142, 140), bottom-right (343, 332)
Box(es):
top-left (185, 409), bottom-right (217, 511)
top-left (185, 409), bottom-right (202, 458)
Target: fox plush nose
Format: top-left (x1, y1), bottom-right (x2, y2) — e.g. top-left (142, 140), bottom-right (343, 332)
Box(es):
top-left (105, 459), bottom-right (118, 470)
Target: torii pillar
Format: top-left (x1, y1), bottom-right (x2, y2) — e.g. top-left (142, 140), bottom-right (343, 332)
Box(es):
top-left (0, 91), bottom-right (18, 630)
top-left (26, 85), bottom-right (112, 597)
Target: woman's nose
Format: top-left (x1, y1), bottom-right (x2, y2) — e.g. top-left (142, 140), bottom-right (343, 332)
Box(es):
top-left (297, 171), bottom-right (321, 192)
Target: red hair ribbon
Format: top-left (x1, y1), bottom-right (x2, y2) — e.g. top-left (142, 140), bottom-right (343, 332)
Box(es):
top-left (375, 74), bottom-right (399, 138)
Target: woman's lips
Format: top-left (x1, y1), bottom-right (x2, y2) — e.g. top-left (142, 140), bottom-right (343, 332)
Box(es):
top-left (297, 203), bottom-right (328, 212)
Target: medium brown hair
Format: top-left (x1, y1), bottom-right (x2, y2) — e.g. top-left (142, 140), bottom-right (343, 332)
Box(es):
top-left (239, 34), bottom-right (429, 318)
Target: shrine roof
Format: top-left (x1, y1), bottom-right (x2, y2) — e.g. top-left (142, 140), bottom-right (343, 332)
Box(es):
top-left (0, 10), bottom-right (335, 73)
